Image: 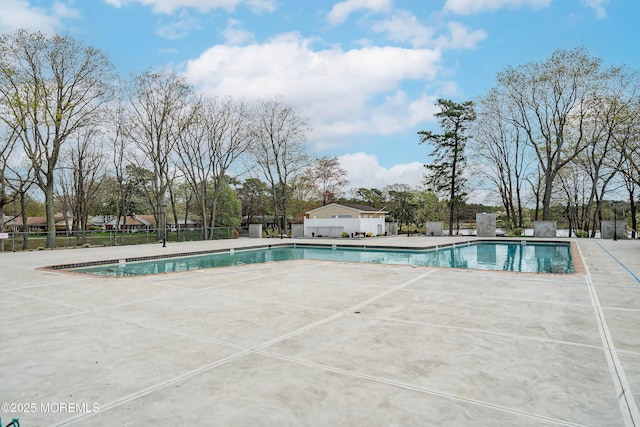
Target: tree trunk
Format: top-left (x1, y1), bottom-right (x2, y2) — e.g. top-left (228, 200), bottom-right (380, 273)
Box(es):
top-left (45, 181), bottom-right (56, 248)
top-left (20, 193), bottom-right (29, 250)
top-left (629, 191), bottom-right (637, 239)
top-left (541, 171), bottom-right (554, 221)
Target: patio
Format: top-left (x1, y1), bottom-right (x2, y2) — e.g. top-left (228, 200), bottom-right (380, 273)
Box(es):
top-left (1, 237), bottom-right (638, 426)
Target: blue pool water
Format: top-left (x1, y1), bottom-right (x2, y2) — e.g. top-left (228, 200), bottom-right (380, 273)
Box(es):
top-left (70, 241), bottom-right (574, 277)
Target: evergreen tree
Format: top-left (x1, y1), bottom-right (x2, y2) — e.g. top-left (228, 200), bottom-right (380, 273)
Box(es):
top-left (419, 99), bottom-right (476, 235)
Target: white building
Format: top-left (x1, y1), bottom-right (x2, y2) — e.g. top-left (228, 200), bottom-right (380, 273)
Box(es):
top-left (303, 203), bottom-right (388, 238)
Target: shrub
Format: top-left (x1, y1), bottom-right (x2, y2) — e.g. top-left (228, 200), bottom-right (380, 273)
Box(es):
top-left (341, 232), bottom-right (349, 238)
top-left (512, 228), bottom-right (523, 237)
top-left (366, 232), bottom-right (374, 237)
top-left (574, 230), bottom-right (588, 238)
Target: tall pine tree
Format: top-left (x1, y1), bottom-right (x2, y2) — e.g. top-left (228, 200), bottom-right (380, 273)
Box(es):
top-left (419, 99), bottom-right (476, 235)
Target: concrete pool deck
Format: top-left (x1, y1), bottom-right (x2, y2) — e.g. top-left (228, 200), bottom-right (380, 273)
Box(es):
top-left (1, 236), bottom-right (639, 426)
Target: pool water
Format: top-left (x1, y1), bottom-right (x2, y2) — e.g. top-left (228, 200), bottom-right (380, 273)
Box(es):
top-left (70, 241), bottom-right (574, 277)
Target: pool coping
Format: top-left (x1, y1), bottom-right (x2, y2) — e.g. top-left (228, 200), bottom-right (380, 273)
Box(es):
top-left (43, 239), bottom-right (584, 277)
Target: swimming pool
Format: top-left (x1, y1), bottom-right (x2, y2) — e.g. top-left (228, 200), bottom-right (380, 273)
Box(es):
top-left (68, 241), bottom-right (574, 276)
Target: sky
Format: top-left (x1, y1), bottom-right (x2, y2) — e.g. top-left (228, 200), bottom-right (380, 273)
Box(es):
top-left (1, 0), bottom-right (638, 199)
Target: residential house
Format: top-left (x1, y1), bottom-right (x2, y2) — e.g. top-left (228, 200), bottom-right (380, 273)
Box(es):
top-left (303, 203), bottom-right (388, 238)
top-left (3, 213), bottom-right (72, 232)
top-left (104, 214), bottom-right (156, 231)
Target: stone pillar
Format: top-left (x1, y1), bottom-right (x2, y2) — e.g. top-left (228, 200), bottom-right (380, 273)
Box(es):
top-left (385, 222), bottom-right (398, 236)
top-left (476, 213), bottom-right (496, 237)
top-left (601, 220), bottom-right (626, 239)
top-left (248, 223), bottom-right (262, 238)
top-left (291, 223), bottom-right (304, 238)
top-left (425, 222), bottom-right (443, 236)
top-left (534, 221), bottom-right (557, 238)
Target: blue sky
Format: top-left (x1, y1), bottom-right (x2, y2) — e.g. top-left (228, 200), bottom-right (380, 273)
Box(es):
top-left (1, 0), bottom-right (637, 195)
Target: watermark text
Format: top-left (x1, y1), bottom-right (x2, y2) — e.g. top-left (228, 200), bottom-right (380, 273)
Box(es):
top-left (1, 402), bottom-right (100, 414)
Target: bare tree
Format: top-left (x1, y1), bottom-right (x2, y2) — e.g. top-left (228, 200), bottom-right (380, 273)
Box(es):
top-left (492, 48), bottom-right (613, 220)
top-left (176, 96), bottom-right (252, 239)
top-left (0, 30), bottom-right (115, 247)
top-left (56, 128), bottom-right (105, 243)
top-left (556, 163), bottom-right (593, 236)
top-left (237, 177), bottom-right (269, 227)
top-left (472, 90), bottom-right (531, 228)
top-left (0, 124), bottom-right (18, 231)
top-left (124, 70), bottom-right (194, 242)
top-left (109, 100), bottom-right (131, 235)
top-left (619, 155), bottom-right (639, 238)
top-left (615, 96), bottom-right (640, 237)
top-left (568, 67), bottom-right (639, 236)
top-left (1, 136), bottom-right (36, 250)
top-left (174, 100), bottom-right (209, 238)
top-left (249, 97), bottom-right (311, 236)
top-left (1, 119), bottom-right (36, 251)
top-left (305, 156), bottom-right (349, 205)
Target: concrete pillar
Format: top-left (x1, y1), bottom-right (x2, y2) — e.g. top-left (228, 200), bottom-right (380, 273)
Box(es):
top-left (601, 220), bottom-right (626, 239)
top-left (248, 224), bottom-right (262, 238)
top-left (476, 213), bottom-right (496, 237)
top-left (385, 222), bottom-right (398, 236)
top-left (534, 221), bottom-right (557, 238)
top-left (291, 223), bottom-right (304, 238)
top-left (425, 222), bottom-right (443, 236)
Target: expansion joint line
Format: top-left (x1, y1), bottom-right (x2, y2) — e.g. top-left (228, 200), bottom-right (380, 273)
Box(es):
top-left (54, 268), bottom-right (437, 426)
top-left (593, 241), bottom-right (640, 285)
top-left (252, 269), bottom-right (438, 351)
top-left (578, 243), bottom-right (639, 427)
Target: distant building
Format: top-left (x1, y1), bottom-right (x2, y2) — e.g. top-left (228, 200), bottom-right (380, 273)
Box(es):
top-left (104, 214), bottom-right (156, 231)
top-left (101, 215), bottom-right (199, 231)
top-left (303, 203), bottom-right (388, 238)
top-left (3, 213), bottom-right (72, 232)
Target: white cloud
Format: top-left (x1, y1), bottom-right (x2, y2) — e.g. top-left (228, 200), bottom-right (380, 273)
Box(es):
top-left (370, 11), bottom-right (434, 48)
top-left (371, 13), bottom-right (486, 50)
top-left (156, 11), bottom-right (201, 39)
top-left (327, 0), bottom-right (393, 25)
top-left (436, 22), bottom-right (487, 49)
top-left (435, 80), bottom-right (461, 97)
top-left (338, 152), bottom-right (424, 190)
top-left (222, 19), bottom-right (255, 45)
top-left (244, 0), bottom-right (277, 14)
top-left (51, 1), bottom-right (80, 18)
top-left (583, 0), bottom-right (608, 19)
top-left (103, 0), bottom-right (277, 14)
top-left (0, 0), bottom-right (79, 34)
top-left (369, 91), bottom-right (439, 135)
top-left (183, 33), bottom-right (441, 148)
top-left (443, 0), bottom-right (551, 15)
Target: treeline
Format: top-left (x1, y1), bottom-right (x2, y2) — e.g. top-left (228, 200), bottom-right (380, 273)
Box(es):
top-left (470, 47), bottom-right (640, 237)
top-left (2, 30), bottom-right (639, 247)
top-left (0, 30), bottom-right (322, 247)
top-left (419, 48), bottom-right (640, 237)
